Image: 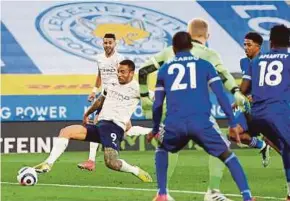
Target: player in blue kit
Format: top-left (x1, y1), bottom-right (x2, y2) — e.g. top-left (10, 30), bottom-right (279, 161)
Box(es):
top-left (149, 31), bottom-right (254, 201)
top-left (234, 32), bottom-right (271, 166)
top-left (240, 24), bottom-right (290, 201)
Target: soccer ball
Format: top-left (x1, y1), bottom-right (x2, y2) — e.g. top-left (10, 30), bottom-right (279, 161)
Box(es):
top-left (17, 167), bottom-right (38, 186)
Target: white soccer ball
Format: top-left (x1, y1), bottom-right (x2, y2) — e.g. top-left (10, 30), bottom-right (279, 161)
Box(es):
top-left (17, 167), bottom-right (38, 186)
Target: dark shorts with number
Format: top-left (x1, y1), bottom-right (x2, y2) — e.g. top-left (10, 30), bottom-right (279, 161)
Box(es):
top-left (84, 120), bottom-right (124, 151)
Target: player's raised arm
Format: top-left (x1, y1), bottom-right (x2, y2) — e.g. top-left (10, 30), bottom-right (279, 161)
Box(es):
top-left (139, 50), bottom-right (168, 96)
top-left (139, 48), bottom-right (173, 117)
top-left (139, 59), bottom-right (158, 97)
top-left (152, 69), bottom-right (166, 134)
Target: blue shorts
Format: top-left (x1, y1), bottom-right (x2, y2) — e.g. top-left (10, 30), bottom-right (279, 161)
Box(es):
top-left (84, 120), bottom-right (124, 151)
top-left (249, 101), bottom-right (290, 149)
top-left (161, 116), bottom-right (229, 157)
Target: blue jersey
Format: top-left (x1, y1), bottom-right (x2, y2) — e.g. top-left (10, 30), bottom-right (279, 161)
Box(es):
top-left (240, 53), bottom-right (262, 76)
top-left (152, 51), bottom-right (236, 132)
top-left (244, 48), bottom-right (290, 111)
top-left (157, 52), bottom-right (218, 118)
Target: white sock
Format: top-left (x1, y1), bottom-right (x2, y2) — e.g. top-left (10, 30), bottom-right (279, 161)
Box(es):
top-left (126, 126), bottom-right (152, 136)
top-left (46, 137), bottom-right (69, 165)
top-left (119, 159), bottom-right (139, 175)
top-left (88, 142), bottom-right (99, 161)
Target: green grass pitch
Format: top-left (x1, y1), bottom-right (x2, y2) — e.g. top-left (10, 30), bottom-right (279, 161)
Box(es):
top-left (1, 149), bottom-right (286, 201)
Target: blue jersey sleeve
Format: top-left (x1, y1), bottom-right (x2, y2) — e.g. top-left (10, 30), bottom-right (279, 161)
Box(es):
top-left (207, 64), bottom-right (237, 127)
top-left (242, 62), bottom-right (252, 80)
top-left (240, 57), bottom-right (250, 75)
top-left (152, 67), bottom-right (166, 133)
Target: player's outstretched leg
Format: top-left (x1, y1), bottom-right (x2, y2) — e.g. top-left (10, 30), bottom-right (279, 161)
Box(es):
top-left (103, 147), bottom-right (152, 183)
top-left (219, 151), bottom-right (254, 201)
top-left (242, 134), bottom-right (270, 167)
top-left (204, 155), bottom-right (233, 201)
top-left (231, 129), bottom-right (270, 168)
top-left (77, 142), bottom-right (98, 171)
top-left (78, 113), bottom-right (100, 171)
top-left (34, 125), bottom-right (87, 173)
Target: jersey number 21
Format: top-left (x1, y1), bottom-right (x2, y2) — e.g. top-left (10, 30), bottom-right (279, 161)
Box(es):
top-left (168, 62), bottom-right (196, 91)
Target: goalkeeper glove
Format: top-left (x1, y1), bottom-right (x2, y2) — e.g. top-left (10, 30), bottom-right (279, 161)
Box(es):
top-left (234, 91), bottom-right (251, 113)
top-left (140, 96), bottom-right (154, 119)
top-left (234, 90), bottom-right (246, 107)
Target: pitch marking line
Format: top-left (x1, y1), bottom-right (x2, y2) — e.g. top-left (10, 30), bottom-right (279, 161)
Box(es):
top-left (1, 182), bottom-right (283, 200)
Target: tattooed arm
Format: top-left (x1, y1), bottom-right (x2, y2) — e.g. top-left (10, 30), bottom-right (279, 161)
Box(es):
top-left (83, 95), bottom-right (105, 125)
top-left (85, 95), bottom-right (105, 116)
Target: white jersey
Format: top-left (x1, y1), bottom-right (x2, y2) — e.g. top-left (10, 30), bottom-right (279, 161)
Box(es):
top-left (96, 52), bottom-right (124, 89)
top-left (98, 79), bottom-right (140, 130)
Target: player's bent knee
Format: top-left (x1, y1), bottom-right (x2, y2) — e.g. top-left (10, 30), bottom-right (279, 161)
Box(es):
top-left (59, 128), bottom-right (70, 138)
top-left (218, 150), bottom-right (232, 162)
top-left (59, 125), bottom-right (87, 140)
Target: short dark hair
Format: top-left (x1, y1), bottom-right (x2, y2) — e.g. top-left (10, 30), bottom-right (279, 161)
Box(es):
top-left (270, 24), bottom-right (290, 47)
top-left (104, 33), bottom-right (116, 40)
top-left (119, 59), bottom-right (135, 72)
top-left (172, 31), bottom-right (193, 52)
top-left (244, 32), bottom-right (263, 46)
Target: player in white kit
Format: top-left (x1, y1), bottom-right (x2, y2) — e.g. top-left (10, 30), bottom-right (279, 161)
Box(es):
top-left (79, 33), bottom-right (125, 171)
top-left (34, 60), bottom-right (153, 183)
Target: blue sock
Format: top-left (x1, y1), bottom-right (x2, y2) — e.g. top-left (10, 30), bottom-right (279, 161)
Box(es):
top-left (281, 144), bottom-right (290, 196)
top-left (224, 153), bottom-right (252, 201)
top-left (281, 144), bottom-right (290, 182)
top-left (155, 148), bottom-right (168, 195)
top-left (249, 137), bottom-right (265, 149)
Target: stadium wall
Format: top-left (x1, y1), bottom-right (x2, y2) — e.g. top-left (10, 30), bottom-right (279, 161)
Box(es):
top-left (1, 120), bottom-right (229, 153)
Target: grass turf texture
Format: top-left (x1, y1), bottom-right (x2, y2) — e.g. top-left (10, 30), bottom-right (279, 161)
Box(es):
top-left (1, 149), bottom-right (286, 201)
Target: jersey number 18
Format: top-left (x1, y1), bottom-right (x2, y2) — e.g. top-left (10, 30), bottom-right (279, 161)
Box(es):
top-left (259, 60), bottom-right (283, 86)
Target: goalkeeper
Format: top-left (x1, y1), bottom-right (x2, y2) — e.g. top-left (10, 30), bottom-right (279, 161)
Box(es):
top-left (139, 18), bottom-right (247, 201)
